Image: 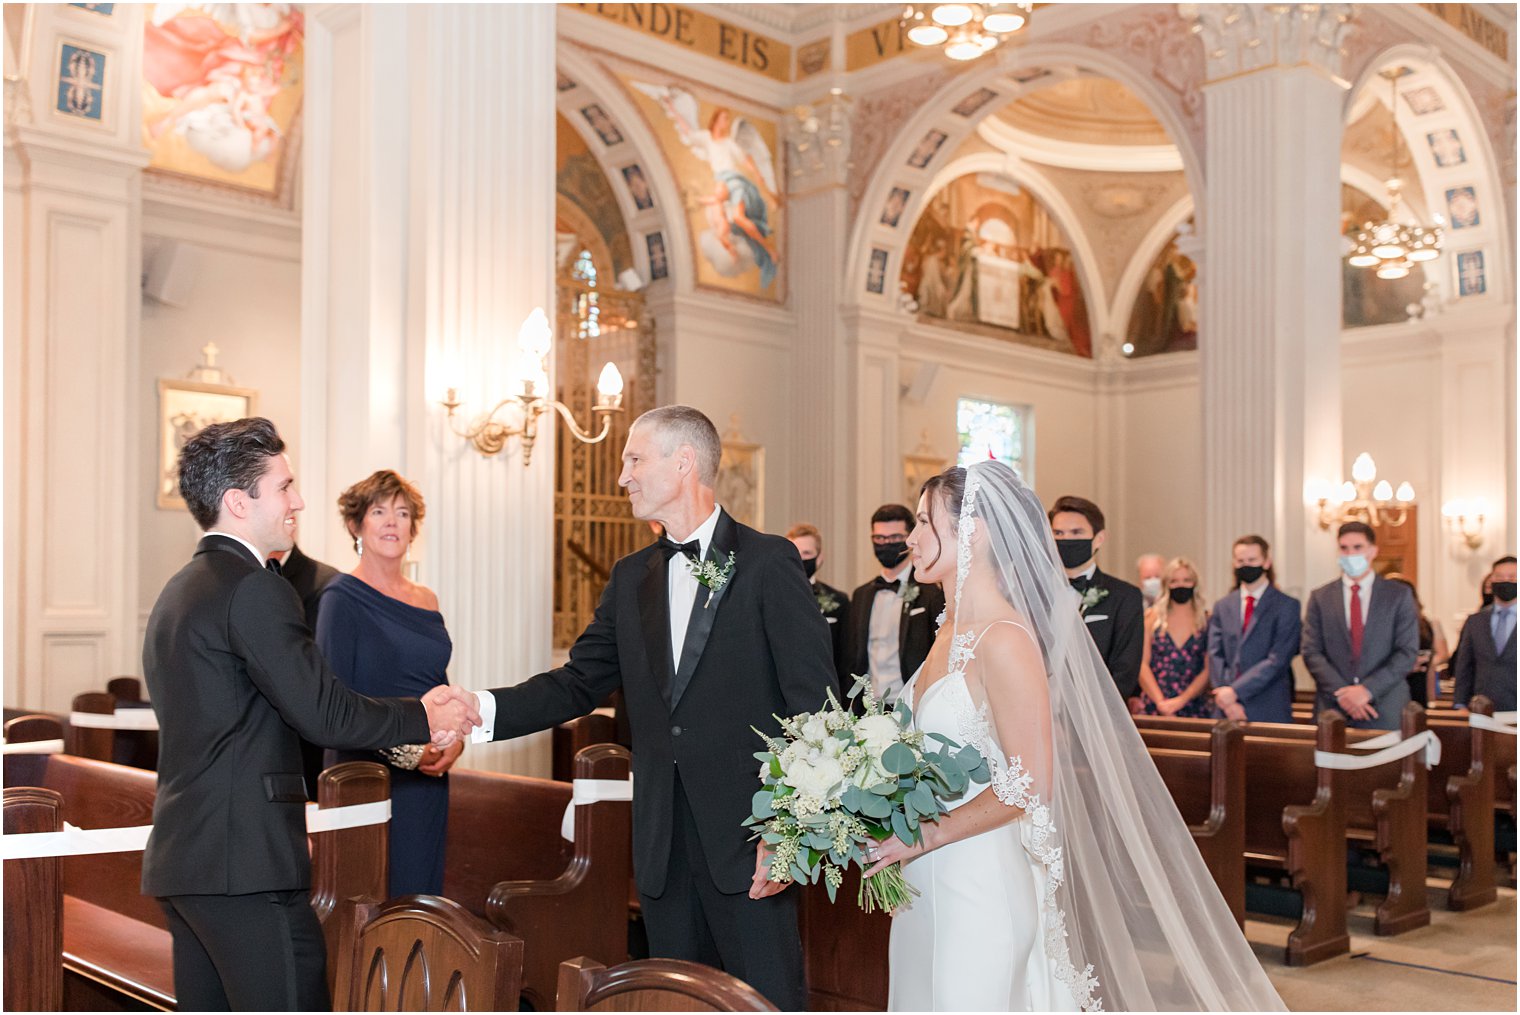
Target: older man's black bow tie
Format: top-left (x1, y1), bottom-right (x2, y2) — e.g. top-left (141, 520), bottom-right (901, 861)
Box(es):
top-left (873, 576), bottom-right (901, 592)
top-left (265, 558), bottom-right (283, 577)
top-left (660, 537), bottom-right (701, 561)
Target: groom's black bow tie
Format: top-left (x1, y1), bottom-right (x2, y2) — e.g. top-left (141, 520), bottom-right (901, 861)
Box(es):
top-left (873, 576), bottom-right (901, 592)
top-left (265, 558), bottom-right (283, 577)
top-left (660, 537), bottom-right (701, 561)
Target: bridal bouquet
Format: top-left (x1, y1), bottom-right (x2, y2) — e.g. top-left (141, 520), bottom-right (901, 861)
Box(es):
top-left (745, 680), bottom-right (988, 913)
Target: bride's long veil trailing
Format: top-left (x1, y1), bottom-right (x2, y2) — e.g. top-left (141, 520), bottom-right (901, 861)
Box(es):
top-left (949, 460), bottom-right (1284, 1011)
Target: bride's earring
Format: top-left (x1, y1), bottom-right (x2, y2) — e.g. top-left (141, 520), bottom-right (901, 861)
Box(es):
top-left (356, 535), bottom-right (364, 558)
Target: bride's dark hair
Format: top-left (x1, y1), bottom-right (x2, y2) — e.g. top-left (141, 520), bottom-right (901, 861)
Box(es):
top-left (918, 465), bottom-right (966, 574)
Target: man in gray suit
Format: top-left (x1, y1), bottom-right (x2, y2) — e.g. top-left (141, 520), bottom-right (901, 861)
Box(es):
top-left (1302, 521), bottom-right (1419, 730)
top-left (1452, 555), bottom-right (1517, 712)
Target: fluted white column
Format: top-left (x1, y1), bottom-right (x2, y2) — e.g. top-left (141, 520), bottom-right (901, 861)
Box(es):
top-left (304, 4), bottom-right (556, 775)
top-left (1188, 4), bottom-right (1353, 597)
top-left (5, 5), bottom-right (147, 709)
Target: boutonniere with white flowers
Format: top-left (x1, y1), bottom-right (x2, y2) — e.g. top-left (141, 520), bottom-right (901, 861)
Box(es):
top-left (691, 551), bottom-right (736, 608)
top-left (900, 579), bottom-right (921, 611)
top-left (815, 589), bottom-right (842, 614)
top-left (1079, 586), bottom-right (1109, 615)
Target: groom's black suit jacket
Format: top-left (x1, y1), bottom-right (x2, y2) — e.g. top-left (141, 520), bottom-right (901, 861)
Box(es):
top-left (1078, 567), bottom-right (1145, 701)
top-left (485, 510), bottom-right (836, 897)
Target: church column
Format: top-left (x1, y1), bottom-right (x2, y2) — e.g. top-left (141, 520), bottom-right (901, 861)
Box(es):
top-left (304, 4), bottom-right (557, 775)
top-left (5, 5), bottom-right (147, 708)
top-left (786, 88), bottom-right (856, 575)
top-left (1186, 4), bottom-right (1354, 597)
top-left (843, 306), bottom-right (910, 585)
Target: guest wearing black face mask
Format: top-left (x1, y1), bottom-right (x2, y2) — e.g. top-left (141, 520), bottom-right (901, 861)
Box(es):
top-left (787, 523), bottom-right (849, 687)
top-left (1206, 534), bottom-right (1301, 723)
top-left (842, 504), bottom-right (945, 709)
top-left (1048, 495), bottom-right (1144, 707)
top-left (1137, 558), bottom-right (1213, 717)
top-left (1451, 555), bottom-right (1518, 712)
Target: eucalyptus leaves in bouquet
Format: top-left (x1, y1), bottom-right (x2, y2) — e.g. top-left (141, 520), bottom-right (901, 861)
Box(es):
top-left (745, 678), bottom-right (989, 913)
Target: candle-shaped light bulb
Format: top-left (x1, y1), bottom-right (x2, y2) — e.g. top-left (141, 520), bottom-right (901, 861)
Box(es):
top-left (1373, 480), bottom-right (1393, 502)
top-left (595, 362), bottom-right (624, 406)
top-left (1351, 452), bottom-right (1376, 484)
top-left (517, 307), bottom-right (553, 359)
top-left (1394, 482), bottom-right (1415, 503)
top-left (1338, 481), bottom-right (1357, 503)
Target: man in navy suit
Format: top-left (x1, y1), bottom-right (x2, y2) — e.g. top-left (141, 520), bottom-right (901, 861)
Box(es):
top-left (1452, 554), bottom-right (1518, 712)
top-left (1207, 534), bottom-right (1301, 723)
top-left (1302, 522), bottom-right (1419, 730)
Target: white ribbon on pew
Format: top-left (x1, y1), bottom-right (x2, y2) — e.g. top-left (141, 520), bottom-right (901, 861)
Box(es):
top-left (2, 801), bottom-right (392, 860)
top-left (1469, 711), bottom-right (1518, 735)
top-left (68, 709), bottom-right (160, 731)
top-left (2, 738), bottom-right (65, 755)
top-left (560, 777), bottom-right (634, 842)
top-left (1314, 729), bottom-right (1441, 771)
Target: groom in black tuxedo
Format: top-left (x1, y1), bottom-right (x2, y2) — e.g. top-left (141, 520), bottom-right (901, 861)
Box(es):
top-left (472, 406), bottom-right (834, 1009)
top-left (1049, 494), bottom-right (1144, 708)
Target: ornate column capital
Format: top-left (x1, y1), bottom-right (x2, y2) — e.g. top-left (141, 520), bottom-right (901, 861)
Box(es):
top-left (786, 88), bottom-right (852, 193)
top-left (1181, 3), bottom-right (1355, 81)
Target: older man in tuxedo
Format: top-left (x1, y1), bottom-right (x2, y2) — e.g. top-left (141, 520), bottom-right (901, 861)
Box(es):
top-left (470, 406), bottom-right (834, 1010)
top-left (142, 417), bottom-right (479, 1010)
top-left (1302, 521), bottom-right (1419, 730)
top-left (1452, 555), bottom-right (1518, 711)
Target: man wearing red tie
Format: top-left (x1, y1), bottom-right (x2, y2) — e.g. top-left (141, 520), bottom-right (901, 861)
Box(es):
top-left (1302, 521), bottom-right (1420, 730)
top-left (1206, 535), bottom-right (1301, 723)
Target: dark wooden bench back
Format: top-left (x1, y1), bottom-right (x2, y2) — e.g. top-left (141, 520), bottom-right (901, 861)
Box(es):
top-left (4, 714), bottom-right (63, 745)
top-left (1427, 696), bottom-right (1499, 910)
top-left (552, 713), bottom-right (619, 782)
top-left (445, 769), bottom-right (576, 902)
top-left (4, 787), bottom-right (65, 1012)
top-left (105, 678), bottom-right (143, 703)
top-left (64, 692), bottom-right (116, 764)
top-left (333, 895), bottom-right (524, 1012)
top-left (555, 956), bottom-right (777, 1012)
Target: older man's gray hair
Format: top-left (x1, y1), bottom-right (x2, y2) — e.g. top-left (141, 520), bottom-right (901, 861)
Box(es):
top-left (633, 405), bottom-right (722, 487)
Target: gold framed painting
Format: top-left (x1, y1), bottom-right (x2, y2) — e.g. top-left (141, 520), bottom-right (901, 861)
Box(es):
top-left (157, 378), bottom-right (258, 510)
top-left (717, 422), bottom-right (764, 530)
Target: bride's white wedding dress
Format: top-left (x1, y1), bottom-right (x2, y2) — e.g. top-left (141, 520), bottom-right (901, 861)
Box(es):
top-left (889, 628), bottom-right (1092, 1012)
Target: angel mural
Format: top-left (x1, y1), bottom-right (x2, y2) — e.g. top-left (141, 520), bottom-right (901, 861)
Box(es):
top-left (630, 82), bottom-right (782, 293)
top-left (142, 3), bottom-right (303, 190)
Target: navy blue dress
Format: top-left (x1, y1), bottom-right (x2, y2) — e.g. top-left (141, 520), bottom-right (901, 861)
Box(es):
top-left (315, 574), bottom-right (453, 898)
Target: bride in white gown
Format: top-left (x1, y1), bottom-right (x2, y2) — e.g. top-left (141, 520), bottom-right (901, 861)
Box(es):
top-left (866, 460), bottom-right (1285, 1012)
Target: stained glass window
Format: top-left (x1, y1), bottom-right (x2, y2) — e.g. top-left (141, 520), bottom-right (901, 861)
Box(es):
top-left (572, 249), bottom-right (601, 340)
top-left (956, 397), bottom-right (1030, 478)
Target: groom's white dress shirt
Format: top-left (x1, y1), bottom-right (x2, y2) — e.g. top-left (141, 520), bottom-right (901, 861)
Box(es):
top-left (471, 505), bottom-right (724, 743)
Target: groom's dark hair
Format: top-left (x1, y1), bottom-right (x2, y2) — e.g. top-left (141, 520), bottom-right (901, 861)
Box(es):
top-left (178, 417), bottom-right (286, 531)
top-left (634, 405), bottom-right (722, 487)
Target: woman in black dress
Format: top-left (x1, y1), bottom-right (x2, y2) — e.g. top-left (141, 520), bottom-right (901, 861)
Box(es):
top-left (316, 470), bottom-right (458, 897)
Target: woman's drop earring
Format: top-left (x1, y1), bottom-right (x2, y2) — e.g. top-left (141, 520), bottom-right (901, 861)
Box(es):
top-left (356, 535), bottom-right (364, 558)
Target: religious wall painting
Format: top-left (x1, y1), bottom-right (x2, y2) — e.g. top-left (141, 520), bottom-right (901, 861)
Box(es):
top-left (881, 187), bottom-right (910, 227)
top-left (1456, 250), bottom-right (1486, 297)
top-left (158, 373), bottom-right (257, 511)
top-left (624, 76), bottom-right (784, 301)
top-left (906, 128), bottom-right (948, 169)
top-left (1401, 85), bottom-right (1445, 116)
top-left (1427, 129), bottom-right (1466, 167)
top-left (866, 248), bottom-right (889, 294)
top-left (580, 104), bottom-right (625, 146)
top-left (1445, 186), bottom-right (1480, 228)
top-left (900, 173), bottom-right (1093, 358)
top-left (69, 3), bottom-right (114, 15)
top-left (717, 418), bottom-right (763, 529)
top-left (622, 164), bottom-right (655, 210)
top-left (141, 4), bottom-right (304, 202)
top-left (1125, 223), bottom-right (1198, 357)
top-left (646, 231), bottom-right (669, 280)
top-left (1341, 184), bottom-right (1427, 328)
top-left (557, 113), bottom-right (634, 277)
top-left (57, 43), bottom-right (106, 121)
top-left (951, 88), bottom-right (999, 118)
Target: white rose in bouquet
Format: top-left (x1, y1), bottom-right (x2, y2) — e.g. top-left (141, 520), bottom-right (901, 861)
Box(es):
top-left (800, 713), bottom-right (830, 746)
top-left (855, 714), bottom-right (901, 756)
top-left (784, 754), bottom-right (845, 803)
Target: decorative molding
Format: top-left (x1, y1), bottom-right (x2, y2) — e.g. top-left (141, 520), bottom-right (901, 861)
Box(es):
top-left (976, 115), bottom-right (1184, 173)
top-left (1182, 3), bottom-right (1355, 82)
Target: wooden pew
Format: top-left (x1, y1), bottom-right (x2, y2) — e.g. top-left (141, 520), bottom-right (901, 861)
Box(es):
top-left (1424, 697), bottom-right (1499, 910)
top-left (309, 761), bottom-right (391, 993)
top-left (1136, 711), bottom-right (1350, 965)
top-left (4, 787), bottom-right (65, 1012)
top-left (799, 868), bottom-right (890, 1010)
top-left (3, 714), bottom-right (63, 747)
top-left (333, 895), bottom-right (524, 1011)
top-left (445, 745), bottom-right (633, 1011)
top-left (1137, 718), bottom-right (1248, 928)
top-left (64, 692), bottom-right (117, 764)
top-left (552, 712), bottom-right (619, 782)
top-left (556, 956), bottom-right (776, 1012)
top-left (2, 754), bottom-right (390, 1009)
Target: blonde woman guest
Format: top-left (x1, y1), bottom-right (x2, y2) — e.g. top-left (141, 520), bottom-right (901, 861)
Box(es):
top-left (1138, 557), bottom-right (1214, 717)
top-left (315, 470), bottom-right (458, 897)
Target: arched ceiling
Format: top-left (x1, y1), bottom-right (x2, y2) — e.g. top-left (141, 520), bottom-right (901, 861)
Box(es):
top-left (992, 77), bottom-right (1171, 148)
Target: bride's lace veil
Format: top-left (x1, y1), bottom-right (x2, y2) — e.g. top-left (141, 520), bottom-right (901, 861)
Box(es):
top-left (932, 459), bottom-right (1284, 1011)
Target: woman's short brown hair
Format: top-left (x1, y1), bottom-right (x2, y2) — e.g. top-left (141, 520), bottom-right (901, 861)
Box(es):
top-left (338, 470), bottom-right (426, 545)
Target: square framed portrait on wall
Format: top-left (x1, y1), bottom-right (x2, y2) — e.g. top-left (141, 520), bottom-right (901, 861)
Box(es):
top-left (157, 379), bottom-right (258, 510)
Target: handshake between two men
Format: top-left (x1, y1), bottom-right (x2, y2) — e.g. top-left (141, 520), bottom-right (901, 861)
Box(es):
top-left (419, 685), bottom-right (484, 747)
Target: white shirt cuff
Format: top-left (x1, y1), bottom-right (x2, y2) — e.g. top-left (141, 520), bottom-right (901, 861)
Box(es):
top-left (470, 689), bottom-right (496, 744)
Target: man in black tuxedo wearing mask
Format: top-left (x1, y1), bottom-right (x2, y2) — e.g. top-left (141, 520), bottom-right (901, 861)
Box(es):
top-left (468, 406), bottom-right (834, 1010)
top-left (842, 504), bottom-right (946, 708)
top-left (787, 523), bottom-right (850, 685)
top-left (1049, 494), bottom-right (1144, 710)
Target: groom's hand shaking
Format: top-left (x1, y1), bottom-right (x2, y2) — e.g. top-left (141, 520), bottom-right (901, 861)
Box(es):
top-left (421, 685), bottom-right (482, 747)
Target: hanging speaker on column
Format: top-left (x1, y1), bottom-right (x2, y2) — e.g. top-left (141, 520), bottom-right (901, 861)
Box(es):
top-left (142, 239), bottom-right (201, 307)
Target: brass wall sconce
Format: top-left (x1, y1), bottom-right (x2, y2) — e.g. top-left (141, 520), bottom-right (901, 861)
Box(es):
top-left (1441, 498), bottom-right (1488, 550)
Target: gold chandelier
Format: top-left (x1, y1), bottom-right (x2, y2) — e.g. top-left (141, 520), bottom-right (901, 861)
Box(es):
top-left (1344, 70), bottom-right (1443, 281)
top-left (1312, 453), bottom-right (1415, 531)
top-left (901, 4), bottom-right (1032, 61)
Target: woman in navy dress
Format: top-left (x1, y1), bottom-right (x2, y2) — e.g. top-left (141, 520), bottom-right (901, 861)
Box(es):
top-left (316, 470), bottom-right (458, 897)
top-left (1138, 557), bottom-right (1214, 718)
